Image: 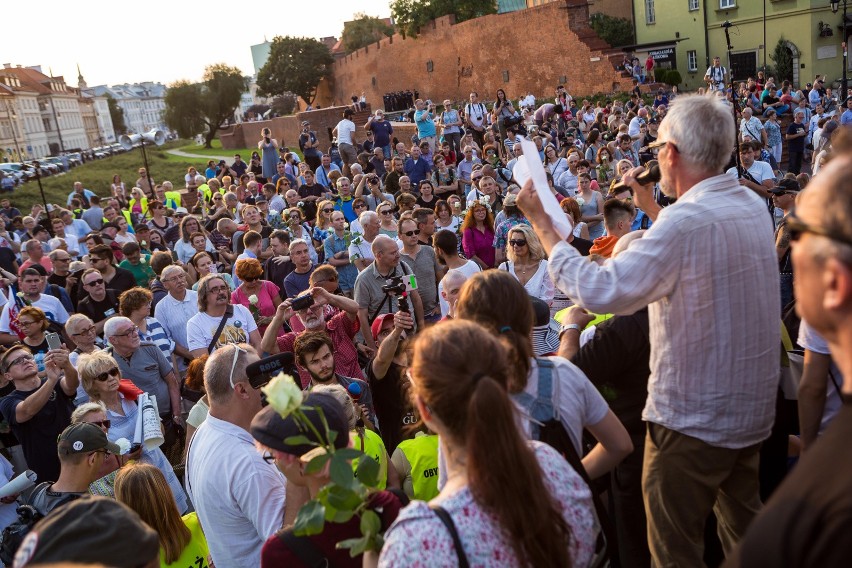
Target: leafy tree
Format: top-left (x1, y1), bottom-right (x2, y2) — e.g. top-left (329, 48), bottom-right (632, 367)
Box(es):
top-left (390, 0), bottom-right (496, 38)
top-left (271, 93), bottom-right (299, 116)
top-left (163, 64), bottom-right (248, 148)
top-left (105, 94), bottom-right (126, 134)
top-left (771, 37), bottom-right (794, 84)
top-left (256, 37), bottom-right (334, 106)
top-left (341, 13), bottom-right (394, 53)
top-left (589, 13), bottom-right (634, 48)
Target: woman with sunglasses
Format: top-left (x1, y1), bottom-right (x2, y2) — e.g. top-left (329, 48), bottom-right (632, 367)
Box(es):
top-left (232, 258), bottom-right (282, 336)
top-left (146, 200), bottom-right (173, 235)
top-left (78, 350), bottom-right (188, 513)
top-left (15, 306), bottom-right (52, 377)
top-left (312, 199), bottom-right (335, 262)
top-left (377, 203), bottom-right (399, 238)
top-left (66, 314), bottom-right (102, 405)
top-left (497, 225), bottom-right (555, 307)
top-left (285, 207), bottom-right (318, 264)
top-left (350, 198), bottom-right (367, 234)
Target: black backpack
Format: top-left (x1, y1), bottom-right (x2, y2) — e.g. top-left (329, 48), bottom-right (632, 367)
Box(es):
top-left (0, 482), bottom-right (78, 565)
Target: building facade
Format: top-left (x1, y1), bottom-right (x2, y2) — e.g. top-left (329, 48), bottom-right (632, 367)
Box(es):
top-left (92, 82), bottom-right (167, 135)
top-left (634, 0), bottom-right (849, 90)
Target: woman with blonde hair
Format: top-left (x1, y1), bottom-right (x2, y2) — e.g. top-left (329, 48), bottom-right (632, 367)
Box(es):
top-left (497, 225), bottom-right (554, 306)
top-left (115, 462), bottom-right (210, 567)
top-left (128, 187), bottom-right (148, 221)
top-left (377, 202), bottom-right (399, 238)
top-left (313, 199), bottom-right (335, 260)
top-left (71, 401), bottom-right (138, 494)
top-left (78, 350), bottom-right (188, 513)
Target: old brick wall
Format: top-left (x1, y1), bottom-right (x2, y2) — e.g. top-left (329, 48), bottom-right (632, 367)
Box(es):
top-left (329, 0), bottom-right (632, 110)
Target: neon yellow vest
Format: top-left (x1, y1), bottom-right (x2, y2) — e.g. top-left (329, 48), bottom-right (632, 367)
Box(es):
top-left (352, 428), bottom-right (388, 489)
top-left (396, 433), bottom-right (440, 501)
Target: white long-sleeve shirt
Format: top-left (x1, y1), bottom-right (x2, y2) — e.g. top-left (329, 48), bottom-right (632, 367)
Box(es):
top-left (548, 172), bottom-right (780, 448)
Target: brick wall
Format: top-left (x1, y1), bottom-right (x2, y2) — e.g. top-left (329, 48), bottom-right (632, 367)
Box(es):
top-left (328, 0), bottom-right (633, 109)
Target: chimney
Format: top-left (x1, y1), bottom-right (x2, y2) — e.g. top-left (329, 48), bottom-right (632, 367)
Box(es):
top-left (2, 64), bottom-right (10, 69)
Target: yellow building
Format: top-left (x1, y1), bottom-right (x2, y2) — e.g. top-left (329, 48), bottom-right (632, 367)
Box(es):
top-left (633, 0), bottom-right (850, 90)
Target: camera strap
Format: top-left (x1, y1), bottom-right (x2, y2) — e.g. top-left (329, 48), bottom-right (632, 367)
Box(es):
top-left (368, 263), bottom-right (412, 323)
top-left (207, 305), bottom-right (234, 354)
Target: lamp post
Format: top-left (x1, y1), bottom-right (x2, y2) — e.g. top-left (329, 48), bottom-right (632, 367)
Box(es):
top-left (2, 100), bottom-right (22, 161)
top-left (48, 99), bottom-right (65, 155)
top-left (832, 0), bottom-right (849, 97)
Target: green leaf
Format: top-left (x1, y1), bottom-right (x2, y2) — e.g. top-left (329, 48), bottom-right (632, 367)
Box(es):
top-left (324, 484), bottom-right (362, 511)
top-left (330, 454), bottom-right (356, 489)
top-left (303, 452), bottom-right (331, 475)
top-left (360, 509), bottom-right (381, 537)
top-left (284, 435), bottom-right (315, 447)
top-left (355, 455), bottom-right (380, 488)
top-left (337, 536), bottom-right (370, 556)
top-left (292, 500), bottom-right (325, 536)
top-left (335, 448), bottom-right (365, 461)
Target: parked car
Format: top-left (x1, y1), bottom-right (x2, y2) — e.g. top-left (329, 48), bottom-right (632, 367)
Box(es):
top-left (43, 157), bottom-right (68, 173)
top-left (0, 163), bottom-right (28, 183)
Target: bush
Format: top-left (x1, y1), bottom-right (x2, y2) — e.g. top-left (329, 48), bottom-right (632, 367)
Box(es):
top-left (655, 69), bottom-right (669, 85)
top-left (661, 70), bottom-right (682, 87)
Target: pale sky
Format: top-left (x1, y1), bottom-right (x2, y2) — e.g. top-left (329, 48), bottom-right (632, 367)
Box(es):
top-left (3, 0), bottom-right (391, 87)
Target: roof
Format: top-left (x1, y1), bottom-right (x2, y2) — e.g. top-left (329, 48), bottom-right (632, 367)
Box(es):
top-left (91, 82), bottom-right (166, 100)
top-left (0, 66), bottom-right (73, 96)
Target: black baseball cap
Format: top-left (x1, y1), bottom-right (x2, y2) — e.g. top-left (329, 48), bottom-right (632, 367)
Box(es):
top-left (770, 178), bottom-right (801, 195)
top-left (57, 422), bottom-right (122, 456)
top-left (251, 392), bottom-right (349, 457)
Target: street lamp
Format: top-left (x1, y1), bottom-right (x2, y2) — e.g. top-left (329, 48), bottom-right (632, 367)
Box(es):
top-left (2, 100), bottom-right (22, 161)
top-left (48, 100), bottom-right (65, 155)
top-left (831, 0), bottom-right (848, 98)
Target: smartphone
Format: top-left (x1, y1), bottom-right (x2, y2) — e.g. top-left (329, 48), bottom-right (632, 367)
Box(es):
top-left (45, 331), bottom-right (62, 351)
top-left (129, 443), bottom-right (142, 453)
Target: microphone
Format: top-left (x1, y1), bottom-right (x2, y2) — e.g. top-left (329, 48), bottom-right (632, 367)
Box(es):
top-left (609, 165), bottom-right (661, 194)
top-left (347, 382), bottom-right (362, 402)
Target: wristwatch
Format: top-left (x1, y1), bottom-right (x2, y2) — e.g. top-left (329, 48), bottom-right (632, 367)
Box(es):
top-left (559, 323), bottom-right (581, 339)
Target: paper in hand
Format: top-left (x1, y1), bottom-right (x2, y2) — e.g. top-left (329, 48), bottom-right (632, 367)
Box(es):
top-left (513, 138), bottom-right (573, 240)
top-left (0, 470), bottom-right (36, 499)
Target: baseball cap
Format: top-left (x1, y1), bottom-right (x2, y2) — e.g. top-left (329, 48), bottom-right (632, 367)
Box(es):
top-left (174, 207), bottom-right (189, 216)
top-left (371, 313), bottom-right (396, 341)
top-left (57, 422), bottom-right (121, 456)
top-left (254, 195), bottom-right (268, 204)
top-left (13, 497), bottom-right (159, 567)
top-left (770, 179), bottom-right (800, 195)
top-left (250, 392), bottom-right (349, 456)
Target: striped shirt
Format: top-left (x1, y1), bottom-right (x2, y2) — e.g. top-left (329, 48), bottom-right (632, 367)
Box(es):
top-left (139, 316), bottom-right (175, 358)
top-left (548, 172), bottom-right (780, 448)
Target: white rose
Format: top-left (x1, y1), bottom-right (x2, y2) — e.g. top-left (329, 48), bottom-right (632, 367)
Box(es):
top-left (115, 438), bottom-right (132, 455)
top-left (262, 373), bottom-right (304, 418)
top-left (575, 197), bottom-right (585, 207)
top-left (249, 294), bottom-right (259, 305)
top-left (297, 201), bottom-right (305, 208)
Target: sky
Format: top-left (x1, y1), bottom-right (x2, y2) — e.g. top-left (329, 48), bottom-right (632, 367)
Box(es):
top-left (3, 0), bottom-right (391, 87)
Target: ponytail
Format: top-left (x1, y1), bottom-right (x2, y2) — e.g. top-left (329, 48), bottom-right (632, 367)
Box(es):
top-left (466, 377), bottom-right (572, 567)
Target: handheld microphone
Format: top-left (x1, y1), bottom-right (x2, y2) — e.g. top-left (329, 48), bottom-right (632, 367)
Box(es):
top-left (347, 382), bottom-right (362, 402)
top-left (609, 165), bottom-right (661, 194)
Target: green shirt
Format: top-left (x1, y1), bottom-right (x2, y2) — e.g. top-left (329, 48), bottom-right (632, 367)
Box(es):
top-left (162, 512), bottom-right (210, 568)
top-left (119, 255), bottom-right (156, 288)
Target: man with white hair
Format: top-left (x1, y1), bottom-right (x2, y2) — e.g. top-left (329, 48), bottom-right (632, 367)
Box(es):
top-left (518, 93), bottom-right (779, 566)
top-left (349, 210), bottom-right (381, 271)
top-left (353, 234), bottom-right (424, 352)
top-left (154, 265), bottom-right (198, 376)
top-left (186, 343), bottom-right (285, 568)
top-left (261, 286), bottom-right (363, 385)
top-left (739, 107), bottom-right (768, 146)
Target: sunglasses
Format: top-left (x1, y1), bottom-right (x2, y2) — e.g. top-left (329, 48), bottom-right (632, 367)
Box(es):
top-left (380, 210), bottom-right (393, 215)
top-left (508, 239), bottom-right (528, 247)
top-left (354, 204), bottom-right (367, 209)
top-left (89, 419), bottom-right (111, 429)
top-left (243, 276), bottom-right (259, 282)
top-left (787, 214), bottom-right (852, 248)
top-left (84, 278), bottom-right (105, 287)
top-left (94, 367), bottom-right (120, 382)
top-left (403, 229), bottom-right (421, 237)
top-left (322, 208), bottom-right (334, 213)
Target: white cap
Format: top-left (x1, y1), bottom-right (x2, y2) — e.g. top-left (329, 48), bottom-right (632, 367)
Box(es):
top-left (175, 207), bottom-right (189, 215)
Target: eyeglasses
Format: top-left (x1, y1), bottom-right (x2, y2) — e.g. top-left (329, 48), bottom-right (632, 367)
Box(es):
top-left (5, 353), bottom-right (34, 370)
top-left (322, 208), bottom-right (334, 213)
top-left (88, 419), bottom-right (111, 430)
top-left (262, 450), bottom-right (276, 464)
top-left (95, 367), bottom-right (121, 382)
top-left (89, 257), bottom-right (107, 264)
top-left (380, 210), bottom-right (393, 216)
top-left (403, 229), bottom-right (421, 237)
top-left (208, 285), bottom-right (229, 295)
top-left (229, 344), bottom-right (247, 390)
top-left (17, 320), bottom-right (37, 328)
top-left (787, 213), bottom-right (852, 248)
top-left (113, 327), bottom-right (138, 338)
top-left (72, 326), bottom-right (96, 337)
top-left (647, 139), bottom-right (677, 152)
top-left (54, 256), bottom-right (71, 262)
top-left (354, 204), bottom-right (367, 209)
top-left (84, 278), bottom-right (105, 287)
top-left (508, 239), bottom-right (528, 247)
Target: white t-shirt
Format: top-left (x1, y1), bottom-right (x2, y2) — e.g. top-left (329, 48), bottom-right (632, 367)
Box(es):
top-left (438, 260), bottom-right (481, 316)
top-left (348, 238), bottom-right (375, 265)
top-left (0, 294), bottom-right (69, 332)
top-left (726, 160), bottom-right (775, 184)
top-left (186, 303), bottom-right (258, 352)
top-left (517, 357), bottom-right (610, 455)
top-left (335, 118), bottom-right (356, 146)
top-left (187, 414), bottom-right (286, 568)
top-left (465, 102), bottom-right (488, 128)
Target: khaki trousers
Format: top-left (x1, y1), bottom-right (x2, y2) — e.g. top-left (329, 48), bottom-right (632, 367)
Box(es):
top-left (642, 423), bottom-right (762, 568)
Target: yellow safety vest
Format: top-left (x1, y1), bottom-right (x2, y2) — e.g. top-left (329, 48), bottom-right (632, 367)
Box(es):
top-left (396, 433), bottom-right (440, 501)
top-left (352, 428), bottom-right (388, 489)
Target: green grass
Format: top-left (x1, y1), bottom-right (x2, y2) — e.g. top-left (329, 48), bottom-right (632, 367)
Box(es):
top-left (13, 140), bottom-right (199, 211)
top-left (176, 139), bottom-right (257, 158)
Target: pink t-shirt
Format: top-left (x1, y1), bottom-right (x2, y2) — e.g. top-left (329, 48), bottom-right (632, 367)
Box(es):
top-left (231, 280), bottom-right (281, 335)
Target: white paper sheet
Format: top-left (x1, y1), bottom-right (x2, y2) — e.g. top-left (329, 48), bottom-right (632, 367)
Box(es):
top-left (0, 470), bottom-right (36, 499)
top-left (514, 139), bottom-right (573, 240)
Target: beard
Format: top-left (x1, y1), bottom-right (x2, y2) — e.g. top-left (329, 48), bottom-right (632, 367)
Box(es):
top-left (308, 366), bottom-right (335, 384)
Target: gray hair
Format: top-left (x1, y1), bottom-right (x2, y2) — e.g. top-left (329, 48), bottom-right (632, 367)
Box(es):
top-left (161, 264), bottom-right (185, 281)
top-left (48, 237), bottom-right (66, 251)
top-left (204, 343), bottom-right (258, 405)
top-left (659, 94), bottom-right (735, 173)
top-left (103, 316), bottom-right (134, 339)
top-left (71, 401), bottom-right (107, 424)
top-left (359, 210), bottom-right (378, 226)
top-left (289, 238), bottom-right (308, 251)
top-left (65, 313), bottom-right (94, 336)
top-left (441, 268), bottom-right (468, 289)
top-left (195, 175), bottom-right (206, 184)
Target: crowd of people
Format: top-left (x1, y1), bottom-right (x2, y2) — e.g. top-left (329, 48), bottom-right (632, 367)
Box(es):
top-left (0, 75), bottom-right (848, 568)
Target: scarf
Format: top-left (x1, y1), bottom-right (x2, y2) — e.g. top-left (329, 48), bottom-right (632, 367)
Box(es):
top-left (590, 235), bottom-right (619, 258)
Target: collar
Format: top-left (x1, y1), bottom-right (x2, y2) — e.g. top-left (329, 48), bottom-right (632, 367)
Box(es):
top-left (336, 195), bottom-right (353, 202)
top-left (204, 413), bottom-right (254, 442)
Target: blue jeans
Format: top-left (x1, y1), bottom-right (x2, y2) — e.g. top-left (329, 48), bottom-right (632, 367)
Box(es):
top-left (780, 273), bottom-right (794, 313)
top-left (380, 144), bottom-right (392, 159)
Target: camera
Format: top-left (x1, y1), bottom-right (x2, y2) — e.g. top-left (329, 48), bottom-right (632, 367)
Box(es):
top-left (381, 274), bottom-right (418, 313)
top-left (246, 352), bottom-right (299, 391)
top-left (290, 293), bottom-right (314, 311)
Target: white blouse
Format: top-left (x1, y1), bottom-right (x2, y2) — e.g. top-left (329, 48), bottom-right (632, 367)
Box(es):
top-left (499, 259), bottom-right (555, 305)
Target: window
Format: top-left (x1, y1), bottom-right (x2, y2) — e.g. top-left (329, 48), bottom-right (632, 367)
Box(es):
top-left (729, 51), bottom-right (757, 82)
top-left (646, 0), bottom-right (656, 23)
top-left (720, 0), bottom-right (735, 7)
top-left (689, 0), bottom-right (699, 10)
top-left (687, 50), bottom-right (698, 72)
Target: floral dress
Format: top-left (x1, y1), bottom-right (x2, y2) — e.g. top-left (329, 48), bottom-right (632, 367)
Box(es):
top-left (379, 441), bottom-right (597, 567)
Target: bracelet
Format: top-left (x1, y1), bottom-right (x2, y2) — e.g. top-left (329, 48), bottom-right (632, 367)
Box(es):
top-left (558, 323), bottom-right (581, 340)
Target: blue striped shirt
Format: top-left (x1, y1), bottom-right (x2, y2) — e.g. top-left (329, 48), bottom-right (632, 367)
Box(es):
top-left (139, 317), bottom-right (175, 358)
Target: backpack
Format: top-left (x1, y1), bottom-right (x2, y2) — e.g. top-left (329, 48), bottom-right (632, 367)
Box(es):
top-left (0, 482), bottom-right (78, 565)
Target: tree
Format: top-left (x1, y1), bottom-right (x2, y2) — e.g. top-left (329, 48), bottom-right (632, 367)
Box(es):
top-left (589, 13), bottom-right (634, 48)
top-left (271, 93), bottom-right (299, 116)
top-left (163, 64), bottom-right (248, 148)
top-left (105, 94), bottom-right (126, 134)
top-left (256, 37), bottom-right (334, 106)
top-left (771, 37), bottom-right (794, 84)
top-left (390, 0), bottom-right (496, 38)
top-left (341, 13), bottom-right (394, 53)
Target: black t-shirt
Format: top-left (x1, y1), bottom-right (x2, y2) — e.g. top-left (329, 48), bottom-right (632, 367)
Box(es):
top-left (0, 381), bottom-right (74, 482)
top-left (0, 382), bottom-right (19, 449)
top-left (107, 266), bottom-right (137, 296)
top-left (47, 272), bottom-right (67, 288)
top-left (570, 237), bottom-right (593, 256)
top-left (265, 256), bottom-right (296, 293)
top-left (0, 246), bottom-right (16, 275)
top-left (787, 122), bottom-right (807, 153)
top-left (366, 359), bottom-right (414, 454)
top-left (298, 184), bottom-right (326, 220)
top-left (571, 309), bottom-right (650, 436)
top-left (728, 402), bottom-right (852, 567)
top-left (77, 289), bottom-right (120, 324)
